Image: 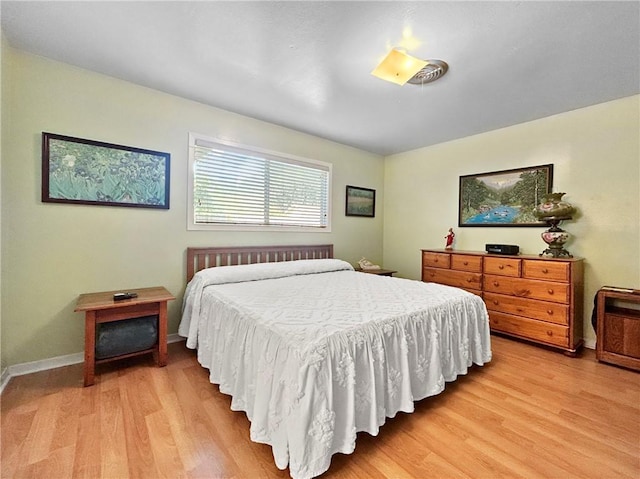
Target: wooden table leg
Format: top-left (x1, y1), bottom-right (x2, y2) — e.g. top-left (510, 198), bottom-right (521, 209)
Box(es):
top-left (157, 301), bottom-right (168, 367)
top-left (84, 311), bottom-right (96, 387)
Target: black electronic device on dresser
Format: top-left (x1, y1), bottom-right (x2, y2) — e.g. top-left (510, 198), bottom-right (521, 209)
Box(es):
top-left (485, 244), bottom-right (520, 255)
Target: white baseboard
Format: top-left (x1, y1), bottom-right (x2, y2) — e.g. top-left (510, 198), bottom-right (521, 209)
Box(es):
top-left (0, 334), bottom-right (184, 394)
top-left (0, 367), bottom-right (11, 395)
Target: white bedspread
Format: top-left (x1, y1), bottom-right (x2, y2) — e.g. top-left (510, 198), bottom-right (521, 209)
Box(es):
top-left (179, 260), bottom-right (491, 479)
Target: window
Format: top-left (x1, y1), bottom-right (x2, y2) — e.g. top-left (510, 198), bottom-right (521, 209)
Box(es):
top-left (188, 134), bottom-right (331, 231)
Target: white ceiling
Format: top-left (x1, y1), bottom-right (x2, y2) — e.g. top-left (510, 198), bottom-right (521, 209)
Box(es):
top-left (2, 1), bottom-right (639, 156)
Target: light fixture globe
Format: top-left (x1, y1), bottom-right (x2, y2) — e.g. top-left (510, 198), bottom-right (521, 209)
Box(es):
top-left (371, 49), bottom-right (427, 85)
top-left (371, 49), bottom-right (448, 86)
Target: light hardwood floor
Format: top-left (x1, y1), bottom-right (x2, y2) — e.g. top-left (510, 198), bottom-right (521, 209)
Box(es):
top-left (2, 335), bottom-right (639, 478)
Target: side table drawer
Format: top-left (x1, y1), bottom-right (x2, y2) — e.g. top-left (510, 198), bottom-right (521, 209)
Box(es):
top-left (95, 302), bottom-right (160, 322)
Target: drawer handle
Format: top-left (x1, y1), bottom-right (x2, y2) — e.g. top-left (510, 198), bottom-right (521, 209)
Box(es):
top-left (466, 278), bottom-right (473, 283)
top-left (547, 310), bottom-right (553, 315)
top-left (548, 289), bottom-right (554, 295)
top-left (492, 300), bottom-right (499, 305)
top-left (542, 268), bottom-right (549, 274)
top-left (515, 289), bottom-right (531, 297)
top-left (430, 273), bottom-right (435, 277)
top-left (546, 330), bottom-right (553, 336)
top-left (499, 265), bottom-right (504, 270)
top-left (493, 281), bottom-right (500, 287)
top-left (516, 308), bottom-right (524, 312)
top-left (434, 259), bottom-right (438, 263)
top-left (463, 261), bottom-right (469, 265)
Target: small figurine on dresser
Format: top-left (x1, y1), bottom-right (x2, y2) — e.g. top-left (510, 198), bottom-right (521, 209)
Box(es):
top-left (445, 228), bottom-right (455, 249)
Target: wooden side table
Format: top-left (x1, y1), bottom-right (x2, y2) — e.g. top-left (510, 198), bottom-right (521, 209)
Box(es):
top-left (74, 286), bottom-right (175, 386)
top-left (355, 268), bottom-right (397, 277)
top-left (596, 287), bottom-right (640, 371)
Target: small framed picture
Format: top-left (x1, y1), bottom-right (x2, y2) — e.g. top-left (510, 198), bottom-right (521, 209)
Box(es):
top-left (42, 132), bottom-right (170, 209)
top-left (345, 185), bottom-right (375, 217)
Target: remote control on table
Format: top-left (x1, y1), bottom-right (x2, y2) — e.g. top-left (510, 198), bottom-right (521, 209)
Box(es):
top-left (113, 292), bottom-right (138, 301)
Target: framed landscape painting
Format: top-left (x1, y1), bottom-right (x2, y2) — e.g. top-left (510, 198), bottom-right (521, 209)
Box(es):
top-left (345, 185), bottom-right (375, 217)
top-left (458, 164), bottom-right (553, 227)
top-left (42, 132), bottom-right (170, 209)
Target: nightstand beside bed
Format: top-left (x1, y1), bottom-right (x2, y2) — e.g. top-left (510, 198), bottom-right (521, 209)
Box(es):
top-left (74, 286), bottom-right (175, 386)
top-left (355, 268), bottom-right (397, 277)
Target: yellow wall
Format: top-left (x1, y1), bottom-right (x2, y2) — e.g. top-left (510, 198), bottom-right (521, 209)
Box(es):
top-left (2, 41), bottom-right (638, 369)
top-left (383, 95), bottom-right (640, 346)
top-left (0, 31), bottom-right (5, 372)
top-left (0, 47), bottom-right (384, 366)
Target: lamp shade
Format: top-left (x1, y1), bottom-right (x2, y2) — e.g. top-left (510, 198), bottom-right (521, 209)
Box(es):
top-left (371, 49), bottom-right (428, 85)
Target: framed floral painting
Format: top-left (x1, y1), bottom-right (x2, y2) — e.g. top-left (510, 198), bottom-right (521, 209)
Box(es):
top-left (42, 132), bottom-right (170, 209)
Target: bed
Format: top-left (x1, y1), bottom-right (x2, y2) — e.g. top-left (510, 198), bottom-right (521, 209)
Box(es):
top-left (179, 244), bottom-right (492, 479)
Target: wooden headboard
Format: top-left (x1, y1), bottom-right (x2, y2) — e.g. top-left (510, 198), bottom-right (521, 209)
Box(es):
top-left (186, 244), bottom-right (334, 282)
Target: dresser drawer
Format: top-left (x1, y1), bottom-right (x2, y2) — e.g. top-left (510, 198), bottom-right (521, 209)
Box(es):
top-left (484, 275), bottom-right (569, 304)
top-left (523, 260), bottom-right (570, 282)
top-left (423, 268), bottom-right (482, 291)
top-left (489, 311), bottom-right (569, 348)
top-left (422, 252), bottom-right (450, 269)
top-left (451, 254), bottom-right (483, 273)
top-left (484, 292), bottom-right (569, 325)
top-left (484, 257), bottom-right (521, 277)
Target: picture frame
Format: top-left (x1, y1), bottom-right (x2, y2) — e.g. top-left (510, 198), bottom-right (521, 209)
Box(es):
top-left (458, 164), bottom-right (553, 227)
top-left (345, 185), bottom-right (376, 217)
top-left (42, 132), bottom-right (170, 209)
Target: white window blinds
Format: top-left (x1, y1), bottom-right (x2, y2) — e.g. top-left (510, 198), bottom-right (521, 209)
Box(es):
top-left (190, 135), bottom-right (331, 229)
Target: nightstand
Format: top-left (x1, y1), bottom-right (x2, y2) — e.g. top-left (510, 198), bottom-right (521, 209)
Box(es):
top-left (74, 286), bottom-right (175, 386)
top-left (596, 287), bottom-right (640, 371)
top-left (355, 268), bottom-right (397, 277)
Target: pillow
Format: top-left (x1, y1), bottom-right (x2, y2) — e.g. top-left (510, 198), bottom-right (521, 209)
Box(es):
top-left (192, 258), bottom-right (354, 286)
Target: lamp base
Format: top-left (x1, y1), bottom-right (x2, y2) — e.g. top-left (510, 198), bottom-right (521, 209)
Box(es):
top-left (539, 217), bottom-right (573, 258)
top-left (539, 246), bottom-right (573, 258)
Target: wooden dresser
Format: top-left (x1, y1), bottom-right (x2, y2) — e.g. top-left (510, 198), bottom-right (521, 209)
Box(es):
top-left (422, 249), bottom-right (584, 355)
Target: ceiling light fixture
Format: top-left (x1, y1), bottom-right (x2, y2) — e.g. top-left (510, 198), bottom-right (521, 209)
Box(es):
top-left (371, 48), bottom-right (448, 86)
top-left (406, 59), bottom-right (449, 85)
top-left (371, 48), bottom-right (427, 86)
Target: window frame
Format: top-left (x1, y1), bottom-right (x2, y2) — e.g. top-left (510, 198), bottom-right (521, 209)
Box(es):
top-left (188, 133), bottom-right (332, 232)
